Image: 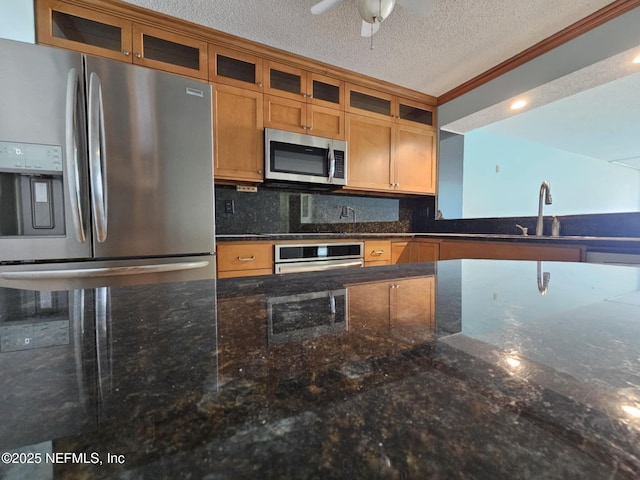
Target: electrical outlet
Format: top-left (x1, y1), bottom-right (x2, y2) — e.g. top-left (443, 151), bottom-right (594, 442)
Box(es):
top-left (341, 206), bottom-right (349, 217)
top-left (224, 200), bottom-right (235, 214)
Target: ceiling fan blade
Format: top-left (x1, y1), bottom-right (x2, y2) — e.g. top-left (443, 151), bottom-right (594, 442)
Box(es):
top-left (397, 0), bottom-right (438, 17)
top-left (360, 19), bottom-right (380, 37)
top-left (311, 0), bottom-right (345, 15)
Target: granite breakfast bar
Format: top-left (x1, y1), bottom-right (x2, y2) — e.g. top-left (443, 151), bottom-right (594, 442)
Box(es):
top-left (1, 259), bottom-right (639, 479)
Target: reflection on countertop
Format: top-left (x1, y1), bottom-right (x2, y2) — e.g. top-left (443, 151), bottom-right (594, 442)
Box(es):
top-left (1, 260), bottom-right (640, 478)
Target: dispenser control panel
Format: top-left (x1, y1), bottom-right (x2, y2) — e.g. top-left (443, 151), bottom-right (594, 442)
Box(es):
top-left (0, 141), bottom-right (63, 174)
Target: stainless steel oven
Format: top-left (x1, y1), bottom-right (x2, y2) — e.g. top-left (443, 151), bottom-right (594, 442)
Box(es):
top-left (274, 242), bottom-right (364, 274)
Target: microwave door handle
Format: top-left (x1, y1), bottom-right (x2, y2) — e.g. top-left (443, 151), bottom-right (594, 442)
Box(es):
top-left (88, 72), bottom-right (108, 243)
top-left (327, 143), bottom-right (335, 183)
top-left (65, 68), bottom-right (86, 243)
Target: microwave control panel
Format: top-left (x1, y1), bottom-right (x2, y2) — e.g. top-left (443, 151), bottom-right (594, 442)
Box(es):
top-left (333, 149), bottom-right (345, 179)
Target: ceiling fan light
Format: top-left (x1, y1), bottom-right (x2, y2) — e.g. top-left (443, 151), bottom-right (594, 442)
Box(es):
top-left (358, 0), bottom-right (396, 24)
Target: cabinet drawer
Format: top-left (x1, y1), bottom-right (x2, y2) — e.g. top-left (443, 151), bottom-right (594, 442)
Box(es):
top-left (364, 240), bottom-right (391, 263)
top-left (217, 243), bottom-right (273, 273)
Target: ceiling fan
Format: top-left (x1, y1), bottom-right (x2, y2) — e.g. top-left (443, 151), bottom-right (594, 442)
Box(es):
top-left (311, 0), bottom-right (437, 37)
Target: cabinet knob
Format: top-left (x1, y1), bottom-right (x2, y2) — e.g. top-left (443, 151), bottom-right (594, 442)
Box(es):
top-left (257, 81), bottom-right (263, 87)
top-left (122, 50), bottom-right (130, 56)
top-left (258, 169), bottom-right (263, 174)
top-left (135, 52), bottom-right (142, 58)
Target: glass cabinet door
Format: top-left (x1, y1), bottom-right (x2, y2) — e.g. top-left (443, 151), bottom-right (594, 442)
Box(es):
top-left (264, 61), bottom-right (306, 101)
top-left (346, 84), bottom-right (393, 119)
top-left (133, 24), bottom-right (208, 79)
top-left (397, 100), bottom-right (435, 129)
top-left (308, 73), bottom-right (344, 109)
top-left (209, 45), bottom-right (264, 91)
top-left (38, 1), bottom-right (132, 62)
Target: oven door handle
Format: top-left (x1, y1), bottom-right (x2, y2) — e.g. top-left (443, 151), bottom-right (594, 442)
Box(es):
top-left (276, 259), bottom-right (363, 274)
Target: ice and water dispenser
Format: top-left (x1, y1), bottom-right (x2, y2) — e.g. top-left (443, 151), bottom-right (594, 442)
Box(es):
top-left (0, 141), bottom-right (65, 237)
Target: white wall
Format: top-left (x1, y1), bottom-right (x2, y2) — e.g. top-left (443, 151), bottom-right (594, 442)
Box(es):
top-left (0, 0), bottom-right (35, 43)
top-left (462, 130), bottom-right (640, 218)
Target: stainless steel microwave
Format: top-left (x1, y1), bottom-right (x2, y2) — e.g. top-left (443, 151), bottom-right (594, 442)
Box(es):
top-left (264, 128), bottom-right (347, 186)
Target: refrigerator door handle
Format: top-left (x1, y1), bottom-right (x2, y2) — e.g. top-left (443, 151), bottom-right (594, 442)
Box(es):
top-left (0, 260), bottom-right (211, 280)
top-left (88, 72), bottom-right (108, 243)
top-left (65, 68), bottom-right (86, 243)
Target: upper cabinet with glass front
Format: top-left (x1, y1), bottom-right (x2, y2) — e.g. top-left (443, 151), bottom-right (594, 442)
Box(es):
top-left (209, 45), bottom-right (264, 91)
top-left (35, 0), bottom-right (208, 79)
top-left (263, 61), bottom-right (345, 139)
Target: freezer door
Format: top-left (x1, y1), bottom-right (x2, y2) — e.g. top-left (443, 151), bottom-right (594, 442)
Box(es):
top-left (84, 56), bottom-right (214, 258)
top-left (0, 39), bottom-right (91, 262)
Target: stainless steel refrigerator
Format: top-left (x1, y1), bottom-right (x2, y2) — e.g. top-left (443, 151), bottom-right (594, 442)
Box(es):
top-left (0, 39), bottom-right (216, 289)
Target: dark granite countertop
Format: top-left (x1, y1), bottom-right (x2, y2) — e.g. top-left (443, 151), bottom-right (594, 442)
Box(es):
top-left (217, 232), bottom-right (640, 251)
top-left (1, 260), bottom-right (640, 478)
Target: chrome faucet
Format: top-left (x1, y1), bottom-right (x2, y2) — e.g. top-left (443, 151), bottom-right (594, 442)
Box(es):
top-left (536, 181), bottom-right (552, 236)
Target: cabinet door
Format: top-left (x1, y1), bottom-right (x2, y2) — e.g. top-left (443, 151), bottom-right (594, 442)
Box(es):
top-left (36, 0), bottom-right (132, 62)
top-left (391, 241), bottom-right (411, 264)
top-left (414, 241), bottom-right (440, 262)
top-left (213, 84), bottom-right (264, 183)
top-left (347, 282), bottom-right (392, 331)
top-left (308, 73), bottom-right (344, 109)
top-left (346, 84), bottom-right (393, 120)
top-left (308, 105), bottom-right (345, 140)
top-left (346, 114), bottom-right (393, 192)
top-left (390, 277), bottom-right (435, 341)
top-left (394, 124), bottom-right (437, 194)
top-left (209, 45), bottom-right (263, 91)
top-left (132, 24), bottom-right (208, 79)
top-left (396, 98), bottom-right (435, 130)
top-left (264, 61), bottom-right (306, 101)
top-left (264, 95), bottom-right (307, 134)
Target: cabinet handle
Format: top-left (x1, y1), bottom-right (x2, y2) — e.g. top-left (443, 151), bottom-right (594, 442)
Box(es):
top-left (371, 249), bottom-right (385, 255)
top-left (237, 256), bottom-right (255, 262)
top-left (122, 50), bottom-right (130, 56)
top-left (135, 52), bottom-right (142, 58)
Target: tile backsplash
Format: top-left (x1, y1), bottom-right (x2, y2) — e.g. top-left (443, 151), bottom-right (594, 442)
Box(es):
top-left (215, 185), bottom-right (435, 235)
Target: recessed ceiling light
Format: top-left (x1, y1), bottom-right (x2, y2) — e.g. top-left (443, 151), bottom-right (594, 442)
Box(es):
top-left (510, 99), bottom-right (527, 110)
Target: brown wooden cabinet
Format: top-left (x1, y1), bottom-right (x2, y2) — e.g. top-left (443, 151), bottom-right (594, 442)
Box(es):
top-left (348, 276), bottom-right (435, 342)
top-left (264, 62), bottom-right (345, 139)
top-left (212, 83), bottom-right (264, 183)
top-left (345, 85), bottom-right (436, 195)
top-left (36, 0), bottom-right (208, 79)
top-left (391, 240), bottom-right (439, 264)
top-left (346, 114), bottom-right (394, 191)
top-left (439, 240), bottom-right (584, 261)
top-left (209, 45), bottom-right (264, 91)
top-left (217, 242), bottom-right (273, 278)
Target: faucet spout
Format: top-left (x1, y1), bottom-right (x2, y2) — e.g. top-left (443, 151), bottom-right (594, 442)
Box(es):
top-left (536, 180), bottom-right (552, 236)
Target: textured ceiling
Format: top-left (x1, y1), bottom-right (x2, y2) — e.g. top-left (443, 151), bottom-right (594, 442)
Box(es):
top-left (122, 0), bottom-right (615, 97)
